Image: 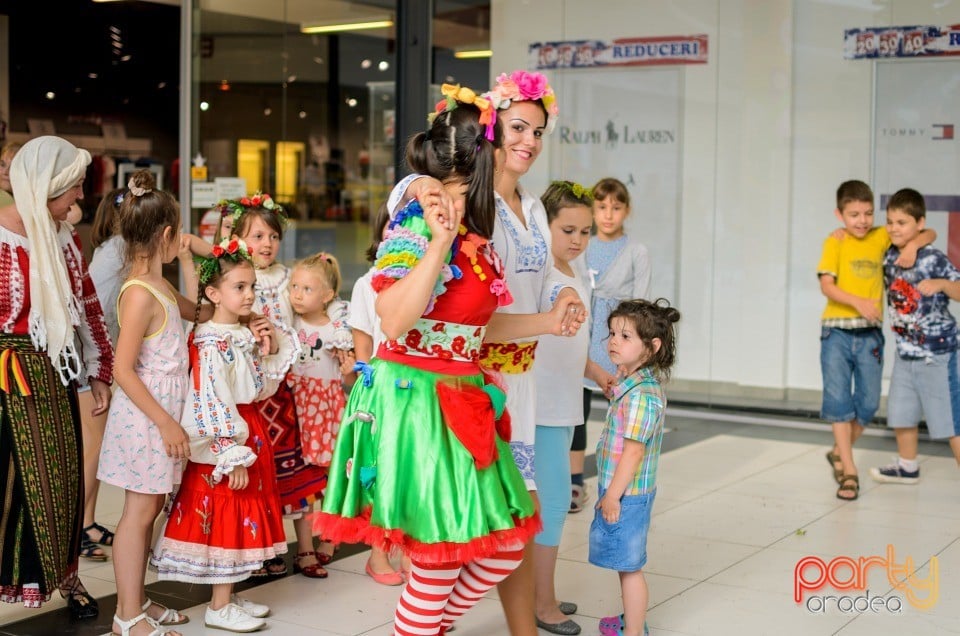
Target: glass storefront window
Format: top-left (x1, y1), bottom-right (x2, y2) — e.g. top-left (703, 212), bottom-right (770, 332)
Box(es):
top-left (189, 1), bottom-right (490, 293)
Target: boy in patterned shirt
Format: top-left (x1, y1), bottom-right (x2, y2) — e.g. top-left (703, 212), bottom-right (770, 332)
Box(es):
top-left (870, 188), bottom-right (960, 485)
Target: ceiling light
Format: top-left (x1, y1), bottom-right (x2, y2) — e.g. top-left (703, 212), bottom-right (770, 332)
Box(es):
top-left (299, 110), bottom-right (307, 119)
top-left (120, 54), bottom-right (132, 62)
top-left (300, 18), bottom-right (393, 34)
top-left (88, 72), bottom-right (98, 79)
top-left (361, 59), bottom-right (372, 69)
top-left (378, 60), bottom-right (389, 71)
top-left (454, 49), bottom-right (493, 59)
top-left (45, 91), bottom-right (55, 100)
top-left (346, 98), bottom-right (358, 107)
top-left (200, 101), bottom-right (210, 111)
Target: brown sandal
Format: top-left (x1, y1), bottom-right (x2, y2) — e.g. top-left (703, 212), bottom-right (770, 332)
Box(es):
top-left (825, 451), bottom-right (844, 484)
top-left (836, 474), bottom-right (859, 501)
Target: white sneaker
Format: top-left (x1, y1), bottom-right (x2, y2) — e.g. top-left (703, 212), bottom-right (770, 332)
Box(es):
top-left (204, 603), bottom-right (266, 632)
top-left (230, 594), bottom-right (270, 618)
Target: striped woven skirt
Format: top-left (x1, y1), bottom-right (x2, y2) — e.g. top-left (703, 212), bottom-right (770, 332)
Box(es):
top-left (0, 335), bottom-right (83, 607)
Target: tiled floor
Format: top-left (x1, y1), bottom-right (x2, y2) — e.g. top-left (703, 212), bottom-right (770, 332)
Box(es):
top-left (2, 405), bottom-right (957, 635)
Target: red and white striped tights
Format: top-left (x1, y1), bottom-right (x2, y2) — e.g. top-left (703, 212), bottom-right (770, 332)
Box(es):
top-left (394, 548), bottom-right (524, 636)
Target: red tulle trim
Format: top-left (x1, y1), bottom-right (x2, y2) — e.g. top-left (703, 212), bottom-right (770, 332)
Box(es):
top-left (312, 508), bottom-right (541, 565)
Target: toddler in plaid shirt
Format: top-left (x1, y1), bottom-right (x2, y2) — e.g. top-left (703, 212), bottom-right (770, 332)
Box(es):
top-left (589, 298), bottom-right (680, 636)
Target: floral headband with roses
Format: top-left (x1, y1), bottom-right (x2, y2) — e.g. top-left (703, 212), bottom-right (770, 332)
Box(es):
top-left (197, 237), bottom-right (253, 286)
top-left (217, 192), bottom-right (287, 232)
top-left (484, 70), bottom-right (559, 134)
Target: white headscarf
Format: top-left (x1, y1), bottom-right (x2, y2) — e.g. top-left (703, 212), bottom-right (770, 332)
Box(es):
top-left (9, 136), bottom-right (91, 384)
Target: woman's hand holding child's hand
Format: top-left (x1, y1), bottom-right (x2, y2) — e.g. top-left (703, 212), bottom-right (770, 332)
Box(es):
top-left (549, 294), bottom-right (586, 337)
top-left (228, 465), bottom-right (249, 490)
top-left (597, 492), bottom-right (621, 524)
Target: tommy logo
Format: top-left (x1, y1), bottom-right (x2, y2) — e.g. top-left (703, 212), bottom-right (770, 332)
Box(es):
top-left (932, 124), bottom-right (954, 140)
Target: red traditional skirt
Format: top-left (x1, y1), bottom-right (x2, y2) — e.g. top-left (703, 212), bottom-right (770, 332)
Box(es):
top-left (256, 383), bottom-right (328, 513)
top-left (150, 404), bottom-right (287, 584)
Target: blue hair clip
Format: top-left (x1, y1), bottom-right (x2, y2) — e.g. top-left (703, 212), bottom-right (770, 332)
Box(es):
top-left (353, 361), bottom-right (374, 388)
top-left (114, 192), bottom-right (125, 207)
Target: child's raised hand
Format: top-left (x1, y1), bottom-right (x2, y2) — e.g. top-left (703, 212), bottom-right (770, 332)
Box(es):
top-left (227, 465), bottom-right (249, 490)
top-left (424, 197), bottom-right (463, 249)
top-left (248, 315), bottom-right (278, 355)
top-left (159, 419), bottom-right (191, 460)
top-left (597, 492), bottom-right (621, 524)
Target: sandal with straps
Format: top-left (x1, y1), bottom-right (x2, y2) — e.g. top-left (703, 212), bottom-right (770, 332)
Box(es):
top-left (84, 522), bottom-right (115, 547)
top-left (79, 537), bottom-right (108, 561)
top-left (294, 551), bottom-right (329, 579)
top-left (142, 598), bottom-right (189, 626)
top-left (112, 612), bottom-right (162, 636)
top-left (836, 474), bottom-right (860, 501)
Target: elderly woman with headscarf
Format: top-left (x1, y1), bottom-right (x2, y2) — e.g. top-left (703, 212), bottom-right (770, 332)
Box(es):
top-left (0, 136), bottom-right (114, 619)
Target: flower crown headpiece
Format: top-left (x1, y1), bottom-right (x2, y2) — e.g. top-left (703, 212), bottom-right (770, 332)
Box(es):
top-left (552, 180), bottom-right (593, 202)
top-left (484, 70), bottom-right (559, 134)
top-left (216, 192), bottom-right (287, 231)
top-left (197, 237), bottom-right (253, 286)
top-left (428, 83), bottom-right (497, 142)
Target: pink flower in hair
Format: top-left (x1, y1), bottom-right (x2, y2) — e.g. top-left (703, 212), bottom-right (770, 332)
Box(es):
top-left (485, 70), bottom-right (559, 134)
top-left (511, 71), bottom-right (548, 100)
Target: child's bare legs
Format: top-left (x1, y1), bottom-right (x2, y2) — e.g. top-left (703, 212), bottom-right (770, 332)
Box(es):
top-left (294, 509), bottom-right (315, 555)
top-left (894, 427), bottom-right (919, 460)
top-left (949, 436), bottom-right (960, 464)
top-left (620, 569), bottom-right (648, 636)
top-left (78, 390), bottom-right (108, 547)
top-left (497, 491), bottom-right (538, 636)
top-left (831, 420), bottom-right (864, 476)
top-left (533, 543), bottom-right (566, 624)
top-left (210, 583), bottom-right (233, 610)
top-left (113, 491), bottom-right (173, 635)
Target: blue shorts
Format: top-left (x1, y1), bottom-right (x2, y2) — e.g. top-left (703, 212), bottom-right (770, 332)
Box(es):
top-left (588, 487), bottom-right (655, 573)
top-left (820, 327), bottom-right (883, 425)
top-left (887, 351), bottom-right (960, 440)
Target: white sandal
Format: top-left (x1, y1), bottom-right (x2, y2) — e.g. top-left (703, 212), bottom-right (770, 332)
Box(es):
top-left (110, 612), bottom-right (162, 636)
top-left (142, 598), bottom-right (190, 625)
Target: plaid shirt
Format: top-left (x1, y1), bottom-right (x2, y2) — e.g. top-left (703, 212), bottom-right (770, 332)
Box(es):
top-left (596, 368), bottom-right (665, 495)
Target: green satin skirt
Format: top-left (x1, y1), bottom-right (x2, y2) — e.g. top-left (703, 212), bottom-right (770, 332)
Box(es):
top-left (314, 357), bottom-right (538, 565)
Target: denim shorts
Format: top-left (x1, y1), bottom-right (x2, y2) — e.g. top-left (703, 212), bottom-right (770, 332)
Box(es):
top-left (820, 326), bottom-right (883, 425)
top-left (888, 351), bottom-right (960, 439)
top-left (588, 487), bottom-right (655, 573)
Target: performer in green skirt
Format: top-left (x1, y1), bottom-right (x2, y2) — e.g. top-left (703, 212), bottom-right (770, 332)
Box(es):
top-left (315, 87), bottom-right (579, 635)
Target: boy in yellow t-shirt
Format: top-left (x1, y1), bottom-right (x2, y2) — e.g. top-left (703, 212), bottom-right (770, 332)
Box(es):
top-left (817, 180), bottom-right (933, 501)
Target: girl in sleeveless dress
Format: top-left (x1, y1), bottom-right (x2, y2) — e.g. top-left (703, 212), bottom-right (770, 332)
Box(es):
top-left (97, 170), bottom-right (209, 636)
